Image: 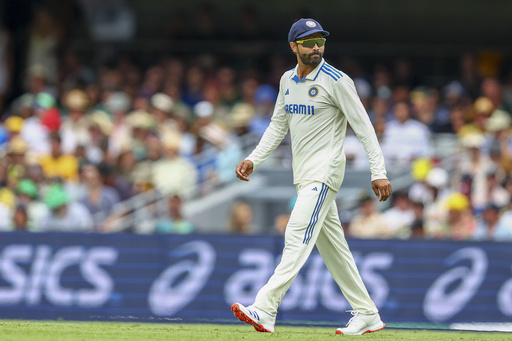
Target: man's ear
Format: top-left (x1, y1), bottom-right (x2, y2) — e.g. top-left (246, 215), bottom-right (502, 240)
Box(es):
top-left (289, 42), bottom-right (298, 53)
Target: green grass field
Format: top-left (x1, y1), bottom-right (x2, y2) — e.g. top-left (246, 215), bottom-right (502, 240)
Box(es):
top-left (2, 321), bottom-right (511, 341)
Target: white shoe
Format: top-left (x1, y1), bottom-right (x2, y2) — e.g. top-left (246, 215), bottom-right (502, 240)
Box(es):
top-left (335, 311), bottom-right (385, 335)
top-left (231, 302), bottom-right (275, 333)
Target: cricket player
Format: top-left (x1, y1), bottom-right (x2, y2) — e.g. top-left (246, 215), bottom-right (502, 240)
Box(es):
top-left (231, 18), bottom-right (392, 335)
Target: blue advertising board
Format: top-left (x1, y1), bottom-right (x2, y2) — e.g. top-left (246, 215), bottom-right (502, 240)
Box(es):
top-left (0, 232), bottom-right (511, 325)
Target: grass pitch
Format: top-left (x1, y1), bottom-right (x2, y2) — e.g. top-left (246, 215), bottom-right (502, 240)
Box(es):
top-left (2, 320), bottom-right (510, 341)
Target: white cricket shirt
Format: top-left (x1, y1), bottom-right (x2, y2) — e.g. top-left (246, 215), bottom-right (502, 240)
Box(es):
top-left (246, 59), bottom-right (387, 191)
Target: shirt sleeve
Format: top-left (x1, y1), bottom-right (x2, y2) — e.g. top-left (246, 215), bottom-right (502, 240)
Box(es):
top-left (331, 76), bottom-right (388, 181)
top-left (245, 78), bottom-right (289, 170)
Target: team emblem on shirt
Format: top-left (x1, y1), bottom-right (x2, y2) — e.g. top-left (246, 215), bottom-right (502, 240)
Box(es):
top-left (308, 86), bottom-right (319, 97)
top-left (306, 21), bottom-right (316, 27)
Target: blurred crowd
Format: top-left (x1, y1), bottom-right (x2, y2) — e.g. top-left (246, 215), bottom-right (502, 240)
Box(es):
top-left (1, 7), bottom-right (512, 241)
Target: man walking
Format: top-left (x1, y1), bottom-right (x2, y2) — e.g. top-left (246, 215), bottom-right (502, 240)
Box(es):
top-left (231, 18), bottom-right (392, 335)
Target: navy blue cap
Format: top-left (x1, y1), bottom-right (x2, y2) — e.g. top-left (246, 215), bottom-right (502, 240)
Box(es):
top-left (288, 18), bottom-right (330, 43)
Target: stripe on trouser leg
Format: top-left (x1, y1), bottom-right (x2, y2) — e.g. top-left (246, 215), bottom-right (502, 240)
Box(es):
top-left (303, 184), bottom-right (329, 245)
top-left (306, 185), bottom-right (329, 244)
top-left (302, 184), bottom-right (324, 245)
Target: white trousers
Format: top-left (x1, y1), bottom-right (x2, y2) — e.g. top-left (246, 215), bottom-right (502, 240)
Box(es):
top-left (253, 181), bottom-right (378, 316)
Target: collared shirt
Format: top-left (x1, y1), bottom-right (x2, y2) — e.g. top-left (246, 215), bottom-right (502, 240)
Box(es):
top-left (246, 59), bottom-right (387, 191)
top-left (381, 118), bottom-right (432, 165)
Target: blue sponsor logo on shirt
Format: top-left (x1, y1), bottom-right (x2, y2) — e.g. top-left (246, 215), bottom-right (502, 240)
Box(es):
top-left (285, 104), bottom-right (315, 115)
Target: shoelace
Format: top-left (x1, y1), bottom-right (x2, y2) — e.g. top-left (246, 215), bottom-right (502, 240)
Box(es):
top-left (345, 310), bottom-right (360, 327)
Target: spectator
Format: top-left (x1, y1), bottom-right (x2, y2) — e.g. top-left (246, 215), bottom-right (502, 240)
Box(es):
top-left (228, 201), bottom-right (254, 234)
top-left (39, 133), bottom-right (79, 182)
top-left (216, 67), bottom-right (239, 106)
top-left (456, 133), bottom-right (494, 211)
top-left (149, 92), bottom-right (180, 142)
top-left (12, 204), bottom-right (29, 231)
top-left (368, 89), bottom-right (393, 123)
top-left (441, 192), bottom-right (476, 240)
top-left (60, 89), bottom-right (91, 155)
top-left (4, 116), bottom-right (24, 141)
top-left (112, 149), bottom-right (136, 201)
top-left (481, 77), bottom-right (507, 112)
top-left (408, 158), bottom-right (434, 204)
top-left (0, 198), bottom-right (10, 231)
top-left (410, 219), bottom-right (426, 239)
top-left (86, 111), bottom-right (114, 164)
top-left (151, 133), bottom-right (197, 198)
top-left (125, 110), bottom-right (155, 161)
top-left (349, 191), bottom-right (392, 239)
top-left (15, 178), bottom-right (49, 231)
top-left (487, 209), bottom-right (512, 241)
top-left (481, 168), bottom-right (510, 209)
top-left (19, 94), bottom-right (51, 155)
top-left (473, 204), bottom-right (503, 241)
top-left (192, 100), bottom-right (231, 191)
top-left (443, 81), bottom-right (467, 111)
top-left (410, 87), bottom-right (451, 133)
top-left (40, 184), bottom-right (93, 232)
top-left (381, 101), bottom-right (432, 166)
top-left (381, 190), bottom-right (415, 238)
top-left (449, 106), bottom-right (467, 135)
top-left (250, 84), bottom-right (278, 137)
top-left (78, 163), bottom-right (120, 226)
top-left (458, 97), bottom-right (494, 137)
top-left (423, 168), bottom-right (453, 238)
top-left (5, 136), bottom-right (30, 189)
top-left (36, 92), bottom-right (61, 134)
top-left (240, 77), bottom-right (259, 106)
top-left (483, 108), bottom-right (511, 164)
top-left (154, 195), bottom-right (195, 234)
top-left (229, 102), bottom-right (255, 137)
top-left (182, 66), bottom-right (205, 107)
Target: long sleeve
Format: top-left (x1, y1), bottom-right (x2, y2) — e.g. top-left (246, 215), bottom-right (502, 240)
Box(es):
top-left (245, 82), bottom-right (289, 170)
top-left (332, 77), bottom-right (387, 181)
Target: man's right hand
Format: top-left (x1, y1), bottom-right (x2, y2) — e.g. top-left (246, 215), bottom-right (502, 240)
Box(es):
top-left (236, 160), bottom-right (254, 181)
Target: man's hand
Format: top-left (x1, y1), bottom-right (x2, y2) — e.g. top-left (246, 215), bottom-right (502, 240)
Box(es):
top-left (236, 160), bottom-right (254, 181)
top-left (371, 179), bottom-right (392, 202)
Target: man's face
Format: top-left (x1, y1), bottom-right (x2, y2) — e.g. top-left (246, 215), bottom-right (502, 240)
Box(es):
top-left (393, 102), bottom-right (410, 123)
top-left (290, 33), bottom-right (325, 67)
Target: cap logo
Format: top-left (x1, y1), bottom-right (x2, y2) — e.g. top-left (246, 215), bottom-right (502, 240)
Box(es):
top-left (306, 20), bottom-right (316, 27)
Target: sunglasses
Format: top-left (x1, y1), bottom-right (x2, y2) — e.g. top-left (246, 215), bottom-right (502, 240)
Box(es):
top-left (295, 37), bottom-right (326, 48)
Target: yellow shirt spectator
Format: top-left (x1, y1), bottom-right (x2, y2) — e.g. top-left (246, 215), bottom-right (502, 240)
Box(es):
top-left (39, 154), bottom-right (79, 182)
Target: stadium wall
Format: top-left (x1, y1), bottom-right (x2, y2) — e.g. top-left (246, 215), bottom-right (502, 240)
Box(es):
top-left (0, 232), bottom-right (511, 326)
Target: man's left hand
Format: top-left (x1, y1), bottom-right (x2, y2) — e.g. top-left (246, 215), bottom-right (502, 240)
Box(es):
top-left (371, 179), bottom-right (392, 202)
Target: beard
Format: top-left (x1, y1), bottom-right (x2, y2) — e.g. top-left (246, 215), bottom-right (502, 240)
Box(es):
top-left (298, 50), bottom-right (323, 66)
